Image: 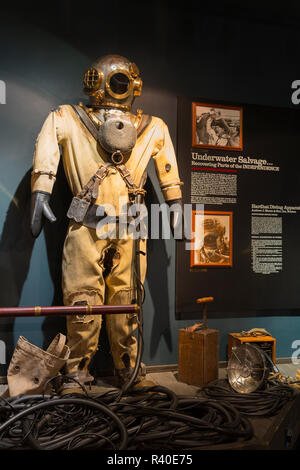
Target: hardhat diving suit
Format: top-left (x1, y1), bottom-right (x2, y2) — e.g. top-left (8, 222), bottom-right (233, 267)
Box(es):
top-left (30, 55), bottom-right (183, 389)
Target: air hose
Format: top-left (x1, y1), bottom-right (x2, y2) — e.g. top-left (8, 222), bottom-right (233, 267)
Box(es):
top-left (0, 385), bottom-right (254, 450)
top-left (119, 193), bottom-right (145, 396)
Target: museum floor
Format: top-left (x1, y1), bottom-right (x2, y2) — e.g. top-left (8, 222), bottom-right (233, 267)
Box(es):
top-left (1, 361), bottom-right (300, 451)
top-left (0, 361), bottom-right (299, 396)
top-left (86, 361), bottom-right (300, 396)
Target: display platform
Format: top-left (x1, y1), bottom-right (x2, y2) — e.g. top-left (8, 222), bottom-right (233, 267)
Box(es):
top-left (199, 381), bottom-right (300, 450)
top-left (0, 371), bottom-right (299, 450)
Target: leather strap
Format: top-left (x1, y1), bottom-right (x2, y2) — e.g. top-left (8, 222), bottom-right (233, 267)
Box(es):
top-left (137, 114), bottom-right (152, 137)
top-left (78, 164), bottom-right (111, 201)
top-left (117, 163), bottom-right (136, 190)
top-left (71, 104), bottom-right (99, 141)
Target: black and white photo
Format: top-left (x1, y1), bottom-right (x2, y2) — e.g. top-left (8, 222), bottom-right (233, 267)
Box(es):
top-left (192, 102), bottom-right (243, 151)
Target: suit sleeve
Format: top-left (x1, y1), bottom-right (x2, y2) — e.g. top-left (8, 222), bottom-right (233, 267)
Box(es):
top-left (152, 120), bottom-right (183, 201)
top-left (31, 107), bottom-right (65, 194)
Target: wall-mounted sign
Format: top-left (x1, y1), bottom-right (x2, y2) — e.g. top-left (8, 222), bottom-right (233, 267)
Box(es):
top-left (176, 96), bottom-right (300, 319)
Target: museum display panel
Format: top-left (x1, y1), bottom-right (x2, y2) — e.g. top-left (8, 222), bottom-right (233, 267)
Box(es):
top-left (176, 96), bottom-right (300, 318)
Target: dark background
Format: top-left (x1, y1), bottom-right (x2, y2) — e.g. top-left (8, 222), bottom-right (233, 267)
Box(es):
top-left (1, 1), bottom-right (300, 373)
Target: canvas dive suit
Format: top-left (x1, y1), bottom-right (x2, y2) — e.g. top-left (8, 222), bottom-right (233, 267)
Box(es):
top-left (31, 103), bottom-right (182, 377)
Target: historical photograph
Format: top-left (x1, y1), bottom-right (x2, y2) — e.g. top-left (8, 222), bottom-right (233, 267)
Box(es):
top-left (192, 102), bottom-right (243, 150)
top-left (190, 211), bottom-right (233, 267)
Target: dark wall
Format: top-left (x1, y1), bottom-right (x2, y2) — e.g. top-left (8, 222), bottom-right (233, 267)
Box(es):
top-left (0, 1), bottom-right (300, 371)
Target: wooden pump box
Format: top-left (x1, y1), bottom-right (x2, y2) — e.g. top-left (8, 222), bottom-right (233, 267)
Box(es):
top-left (178, 327), bottom-right (219, 387)
top-left (228, 333), bottom-right (276, 363)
